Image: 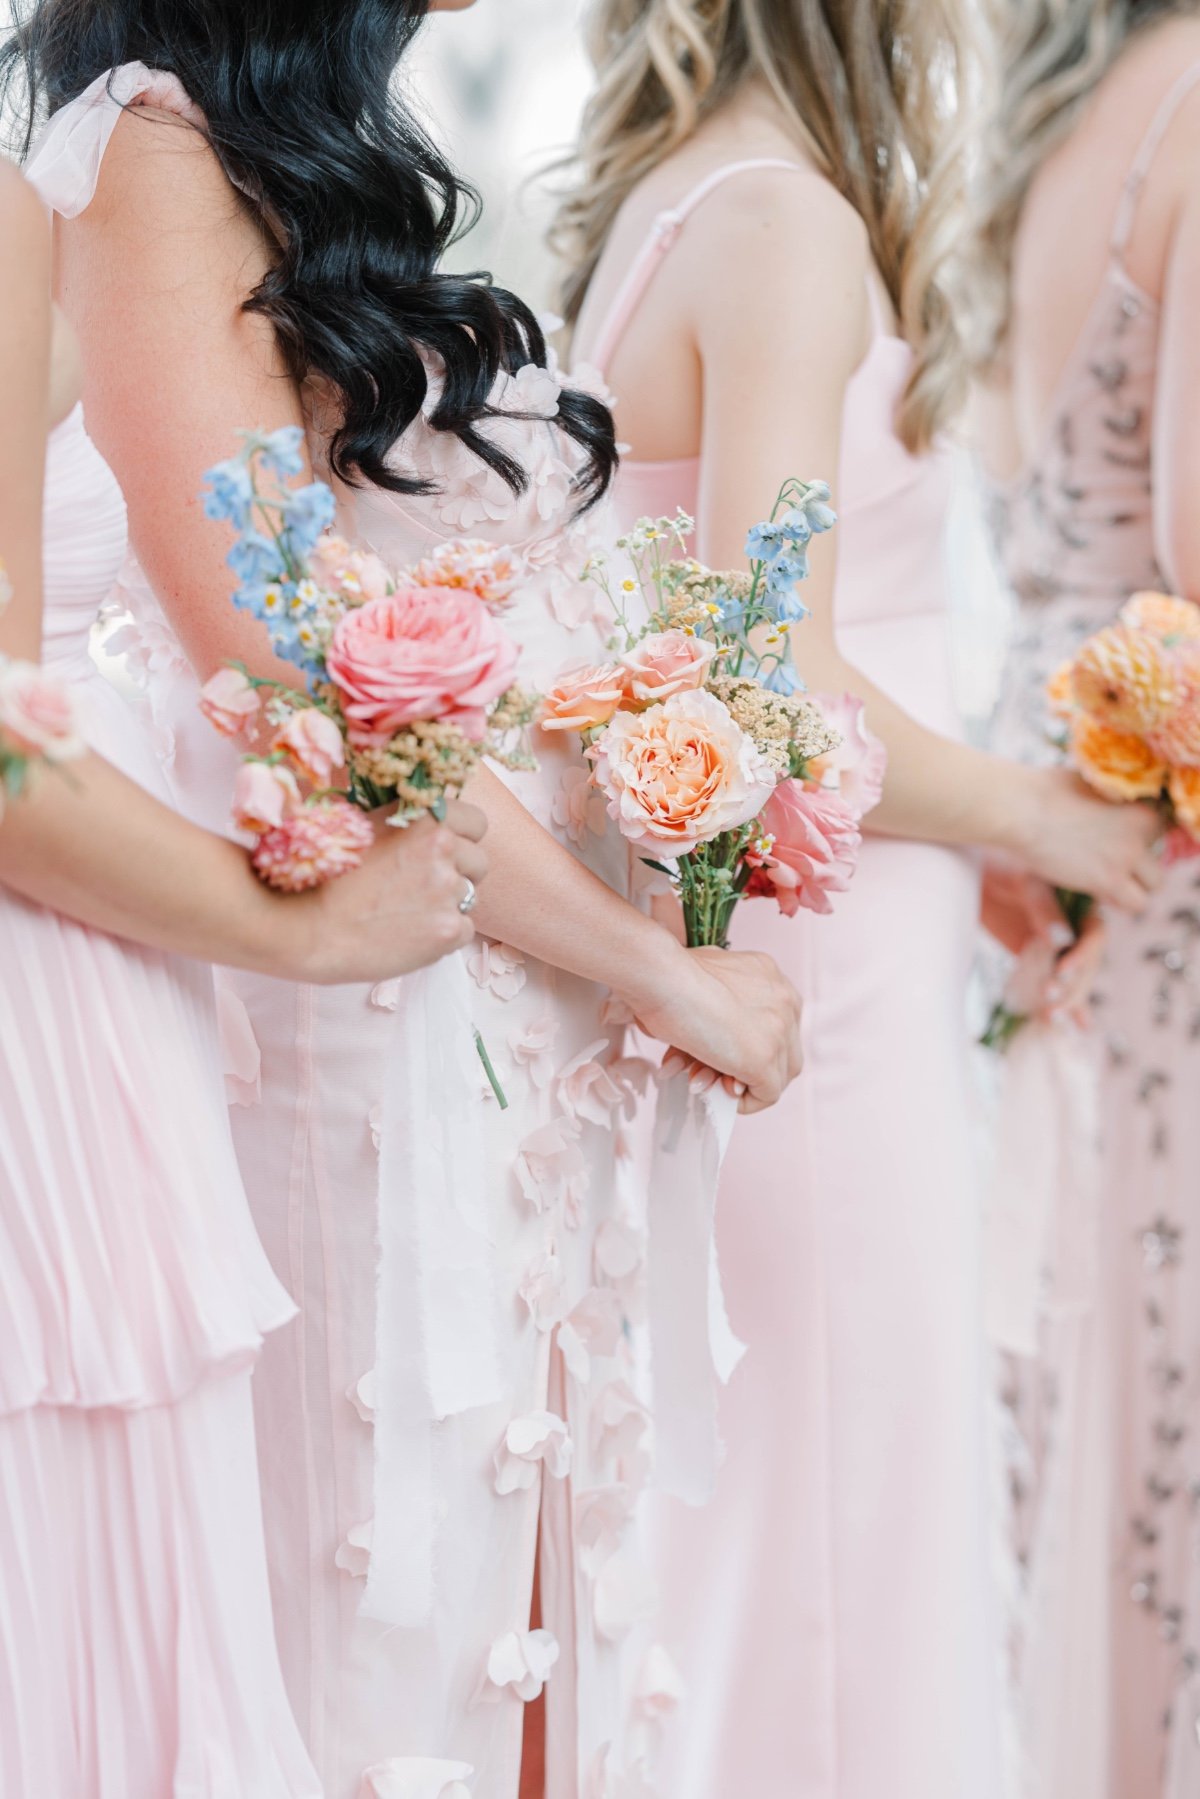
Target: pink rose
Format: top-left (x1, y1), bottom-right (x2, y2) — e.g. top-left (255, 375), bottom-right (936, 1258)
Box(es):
top-left (326, 585), bottom-right (519, 747)
top-left (232, 760), bottom-right (303, 834)
top-left (541, 663), bottom-right (628, 733)
top-left (199, 667), bottom-right (261, 739)
top-left (620, 630), bottom-right (715, 703)
top-left (806, 691), bottom-right (887, 819)
top-left (309, 534), bottom-right (391, 604)
top-left (272, 705), bottom-right (346, 786)
top-left (0, 661), bottom-right (83, 761)
top-left (745, 780), bottom-right (862, 916)
top-left (589, 687), bottom-right (776, 856)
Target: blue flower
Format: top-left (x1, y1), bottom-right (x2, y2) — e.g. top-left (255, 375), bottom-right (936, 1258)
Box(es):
top-left (745, 520), bottom-right (787, 563)
top-left (788, 482), bottom-right (837, 537)
top-left (765, 551), bottom-right (812, 613)
top-left (280, 482), bottom-right (336, 557)
top-left (250, 426), bottom-right (306, 480)
top-left (202, 459), bottom-right (254, 529)
top-left (228, 531), bottom-right (287, 586)
top-left (762, 659), bottom-right (806, 696)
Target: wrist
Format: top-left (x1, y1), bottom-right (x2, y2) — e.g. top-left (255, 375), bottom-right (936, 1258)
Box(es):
top-left (613, 918), bottom-right (695, 1017)
top-left (982, 761), bottom-right (1051, 863)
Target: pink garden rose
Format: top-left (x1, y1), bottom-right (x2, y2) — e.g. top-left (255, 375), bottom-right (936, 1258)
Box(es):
top-left (746, 779), bottom-right (862, 916)
top-left (620, 630), bottom-right (715, 704)
top-left (0, 660), bottom-right (83, 761)
top-left (309, 534), bottom-right (391, 604)
top-left (272, 705), bottom-right (346, 786)
top-left (199, 667), bottom-right (261, 739)
top-left (541, 662), bottom-right (628, 733)
top-left (805, 690), bottom-right (887, 819)
top-left (326, 585), bottom-right (519, 747)
top-left (232, 759), bottom-right (302, 834)
top-left (589, 687), bottom-right (776, 857)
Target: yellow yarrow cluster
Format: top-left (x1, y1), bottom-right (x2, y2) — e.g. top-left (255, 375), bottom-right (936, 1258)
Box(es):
top-left (351, 719), bottom-right (479, 811)
top-left (707, 673), bottom-right (840, 774)
top-left (662, 562), bottom-right (752, 631)
top-left (487, 685), bottom-right (541, 771)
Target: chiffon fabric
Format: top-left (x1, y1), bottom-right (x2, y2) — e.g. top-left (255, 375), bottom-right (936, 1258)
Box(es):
top-left (987, 61), bottom-right (1200, 1799)
top-left (35, 63), bottom-right (673, 1799)
top-left (0, 403), bottom-right (317, 1789)
top-left (580, 160), bottom-right (1003, 1799)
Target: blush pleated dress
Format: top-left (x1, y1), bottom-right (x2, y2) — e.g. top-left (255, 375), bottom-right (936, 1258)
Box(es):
top-left (578, 159), bottom-right (1004, 1799)
top-left (0, 409), bottom-right (319, 1786)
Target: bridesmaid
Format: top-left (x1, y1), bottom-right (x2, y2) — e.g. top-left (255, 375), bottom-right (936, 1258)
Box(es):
top-left (0, 161), bottom-right (487, 1797)
top-left (560, 3), bottom-right (1166, 1796)
top-left (972, 5), bottom-right (1200, 1794)
top-left (5, 4), bottom-right (803, 1795)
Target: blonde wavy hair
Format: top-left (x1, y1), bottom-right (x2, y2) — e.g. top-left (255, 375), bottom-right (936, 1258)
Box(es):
top-left (969, 0), bottom-right (1184, 367)
top-left (552, 0), bottom-right (970, 454)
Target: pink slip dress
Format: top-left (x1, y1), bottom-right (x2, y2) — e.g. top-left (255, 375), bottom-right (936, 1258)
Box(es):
top-left (1, 131), bottom-right (318, 1799)
top-left (987, 61), bottom-right (1200, 1799)
top-left (578, 159), bottom-right (1004, 1799)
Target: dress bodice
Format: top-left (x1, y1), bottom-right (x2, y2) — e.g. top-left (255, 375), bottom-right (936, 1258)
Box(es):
top-left (42, 405), bottom-right (129, 678)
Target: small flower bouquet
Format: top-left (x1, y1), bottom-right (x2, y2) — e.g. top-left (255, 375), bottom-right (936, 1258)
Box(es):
top-left (0, 557), bottom-right (84, 814)
top-left (199, 428), bottom-right (540, 1105)
top-left (983, 590), bottom-right (1200, 1048)
top-left (542, 482), bottom-right (880, 949)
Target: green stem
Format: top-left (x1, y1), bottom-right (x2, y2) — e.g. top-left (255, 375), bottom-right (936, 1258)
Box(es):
top-left (474, 1028), bottom-right (509, 1111)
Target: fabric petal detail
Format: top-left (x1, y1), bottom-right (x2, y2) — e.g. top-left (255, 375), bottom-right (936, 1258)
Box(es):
top-left (359, 1758), bottom-right (475, 1799)
top-left (370, 977), bottom-right (404, 1012)
top-left (633, 1644), bottom-right (686, 1718)
top-left (519, 1249), bottom-right (568, 1332)
top-left (478, 1629), bottom-right (560, 1704)
top-left (215, 979), bottom-right (262, 1109)
top-left (593, 1545), bottom-right (658, 1643)
top-left (557, 1040), bottom-right (625, 1128)
top-left (494, 1412), bottom-right (573, 1495)
top-left (467, 939), bottom-right (526, 1001)
top-left (575, 1485), bottom-right (636, 1578)
top-left (558, 1288), bottom-right (625, 1386)
top-left (335, 1520), bottom-right (374, 1578)
top-left (348, 1369), bottom-right (377, 1423)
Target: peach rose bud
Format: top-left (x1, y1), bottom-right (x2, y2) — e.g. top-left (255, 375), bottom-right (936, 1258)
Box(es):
top-left (199, 667), bottom-right (261, 739)
top-left (540, 663), bottom-right (628, 733)
top-left (232, 760), bottom-right (303, 834)
top-left (272, 706), bottom-right (346, 787)
top-left (620, 630), bottom-right (716, 704)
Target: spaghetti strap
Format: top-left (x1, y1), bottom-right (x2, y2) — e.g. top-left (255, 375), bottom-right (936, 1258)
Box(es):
top-left (1111, 59), bottom-right (1200, 258)
top-left (586, 157), bottom-right (805, 376)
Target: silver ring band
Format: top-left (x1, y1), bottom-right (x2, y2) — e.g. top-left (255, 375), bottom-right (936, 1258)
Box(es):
top-left (458, 877), bottom-right (477, 915)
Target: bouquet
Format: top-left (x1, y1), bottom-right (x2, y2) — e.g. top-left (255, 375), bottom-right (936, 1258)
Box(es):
top-left (0, 557), bottom-right (84, 813)
top-left (199, 428), bottom-right (539, 1103)
top-left (983, 589), bottom-right (1200, 1048)
top-left (543, 481), bottom-right (880, 949)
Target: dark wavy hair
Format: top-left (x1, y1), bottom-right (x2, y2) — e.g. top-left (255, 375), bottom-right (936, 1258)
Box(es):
top-left (1, 0), bottom-right (617, 505)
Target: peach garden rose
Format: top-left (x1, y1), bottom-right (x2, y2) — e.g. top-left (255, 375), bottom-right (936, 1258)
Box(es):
top-left (540, 663), bottom-right (628, 733)
top-left (272, 705), bottom-right (347, 787)
top-left (588, 686), bottom-right (776, 857)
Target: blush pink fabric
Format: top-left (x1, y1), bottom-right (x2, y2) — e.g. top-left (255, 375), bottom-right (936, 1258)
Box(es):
top-left (580, 160), bottom-right (1002, 1799)
top-left (0, 393), bottom-right (317, 1794)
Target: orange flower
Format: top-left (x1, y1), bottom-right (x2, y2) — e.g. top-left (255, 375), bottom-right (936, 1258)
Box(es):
top-left (1147, 642), bottom-right (1200, 768)
top-left (1046, 660), bottom-right (1076, 720)
top-left (1119, 591), bottom-right (1200, 643)
top-left (1168, 766), bottom-right (1200, 841)
top-left (1070, 623), bottom-right (1179, 734)
top-left (1070, 714), bottom-right (1166, 803)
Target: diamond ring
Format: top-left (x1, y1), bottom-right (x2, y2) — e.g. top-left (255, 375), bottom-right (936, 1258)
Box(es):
top-left (458, 877), bottom-right (477, 916)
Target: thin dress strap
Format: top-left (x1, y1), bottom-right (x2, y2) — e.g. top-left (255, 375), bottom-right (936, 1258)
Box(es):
top-left (586, 157), bottom-right (806, 376)
top-left (1111, 59), bottom-right (1200, 259)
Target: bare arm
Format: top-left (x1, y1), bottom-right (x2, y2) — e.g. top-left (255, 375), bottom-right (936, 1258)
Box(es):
top-left (0, 164), bottom-right (51, 662)
top-left (1152, 186), bottom-right (1200, 595)
top-left (685, 171), bottom-right (1160, 909)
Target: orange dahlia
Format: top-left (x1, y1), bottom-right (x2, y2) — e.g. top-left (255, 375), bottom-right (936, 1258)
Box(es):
top-left (1070, 714), bottom-right (1167, 803)
top-left (1046, 660), bottom-right (1076, 720)
top-left (1070, 623), bottom-right (1179, 735)
top-left (1168, 767), bottom-right (1200, 841)
top-left (1119, 591), bottom-right (1200, 644)
top-left (1147, 644), bottom-right (1200, 766)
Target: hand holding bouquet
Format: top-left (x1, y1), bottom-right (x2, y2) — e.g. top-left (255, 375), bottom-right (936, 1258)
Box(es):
top-left (199, 429), bottom-right (539, 1103)
top-left (545, 481), bottom-right (881, 949)
top-left (983, 589), bottom-right (1200, 1048)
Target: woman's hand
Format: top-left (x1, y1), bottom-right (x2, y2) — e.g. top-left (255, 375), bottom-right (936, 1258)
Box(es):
top-left (293, 801), bottom-right (488, 985)
top-left (1010, 767), bottom-right (1164, 913)
top-left (982, 860), bottom-right (1107, 1026)
top-left (626, 943), bottom-right (803, 1114)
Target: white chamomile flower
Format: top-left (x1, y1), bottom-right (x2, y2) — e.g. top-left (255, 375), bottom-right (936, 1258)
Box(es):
top-left (262, 586), bottom-right (285, 617)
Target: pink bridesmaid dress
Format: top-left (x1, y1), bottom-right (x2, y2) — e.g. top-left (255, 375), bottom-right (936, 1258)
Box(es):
top-left (0, 399), bottom-right (318, 1781)
top-left (579, 161), bottom-right (1004, 1799)
top-left (35, 64), bottom-right (675, 1799)
top-left (987, 62), bottom-right (1200, 1799)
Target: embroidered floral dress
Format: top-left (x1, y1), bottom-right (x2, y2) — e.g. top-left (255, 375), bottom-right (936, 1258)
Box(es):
top-left (38, 61), bottom-right (678, 1799)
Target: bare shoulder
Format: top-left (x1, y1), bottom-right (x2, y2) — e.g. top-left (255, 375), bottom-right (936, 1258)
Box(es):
top-left (87, 101), bottom-right (267, 283)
